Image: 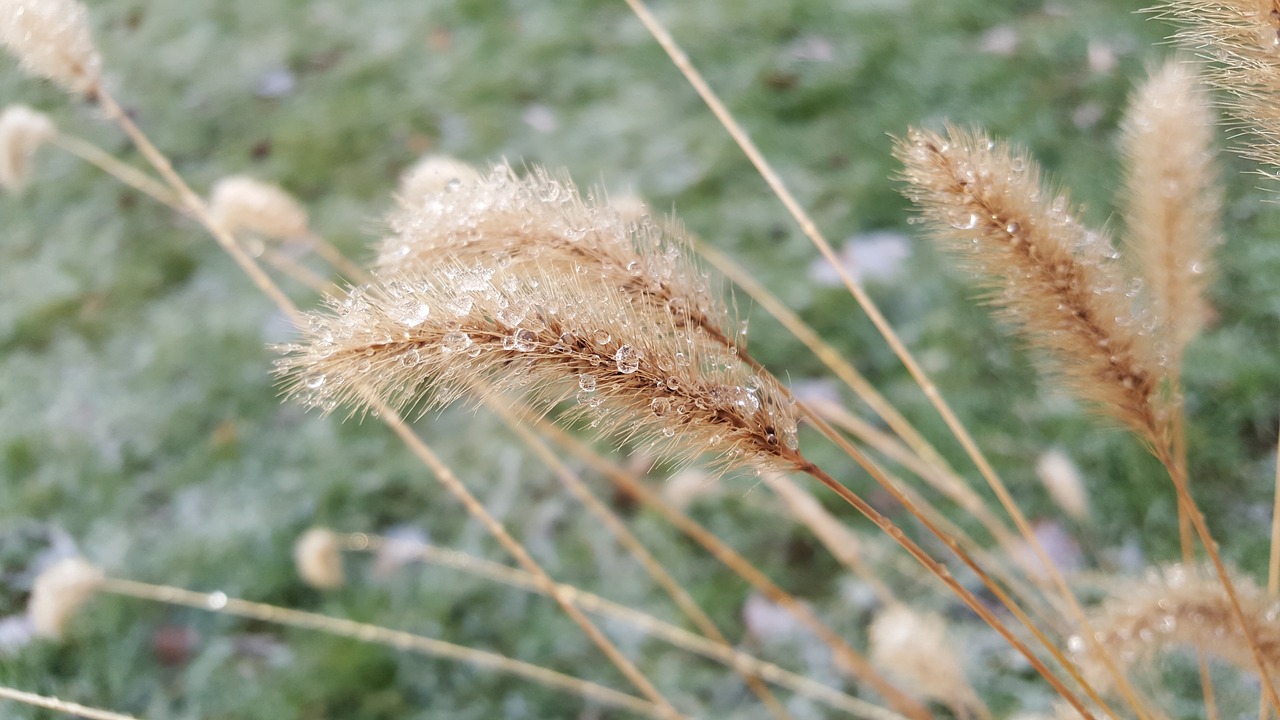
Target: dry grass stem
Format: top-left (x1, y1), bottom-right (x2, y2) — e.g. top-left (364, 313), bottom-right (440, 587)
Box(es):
top-left (0, 686), bottom-right (138, 720)
top-left (341, 533), bottom-right (909, 720)
top-left (90, 575), bottom-right (668, 719)
top-left (897, 126), bottom-right (1168, 444)
top-left (0, 0), bottom-right (99, 93)
top-left (0, 103), bottom-right (53, 191)
top-left (1075, 565), bottom-right (1280, 692)
top-left (1120, 59), bottom-right (1220, 362)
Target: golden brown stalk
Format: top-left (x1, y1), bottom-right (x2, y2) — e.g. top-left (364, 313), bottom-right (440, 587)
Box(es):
top-left (1120, 59), bottom-right (1220, 363)
top-left (897, 126), bottom-right (1169, 446)
top-left (1074, 565), bottom-right (1280, 690)
top-left (1161, 1), bottom-right (1280, 175)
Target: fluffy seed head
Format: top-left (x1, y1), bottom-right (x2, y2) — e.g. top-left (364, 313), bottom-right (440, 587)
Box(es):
top-left (0, 103), bottom-right (55, 192)
top-left (28, 557), bottom-right (103, 639)
top-left (869, 604), bottom-right (981, 715)
top-left (294, 527), bottom-right (345, 589)
top-left (1073, 564), bottom-right (1280, 688)
top-left (0, 0), bottom-right (101, 93)
top-left (1035, 447), bottom-right (1089, 521)
top-left (281, 165), bottom-right (800, 471)
top-left (1120, 58), bottom-right (1220, 362)
top-left (897, 126), bottom-right (1168, 444)
top-left (397, 154), bottom-right (481, 207)
top-left (209, 175), bottom-right (310, 240)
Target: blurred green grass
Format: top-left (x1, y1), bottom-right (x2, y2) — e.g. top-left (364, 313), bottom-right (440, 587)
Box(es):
top-left (2, 0), bottom-right (1280, 717)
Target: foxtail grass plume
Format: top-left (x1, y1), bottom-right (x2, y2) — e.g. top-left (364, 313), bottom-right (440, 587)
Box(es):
top-left (209, 175), bottom-right (310, 241)
top-left (28, 557), bottom-right (103, 639)
top-left (378, 164), bottom-right (740, 358)
top-left (280, 165), bottom-right (800, 471)
top-left (294, 527), bottom-right (345, 589)
top-left (1072, 564), bottom-right (1280, 689)
top-left (1120, 59), bottom-right (1220, 360)
top-left (868, 604), bottom-right (982, 717)
top-left (397, 154), bottom-right (481, 206)
top-left (1162, 1), bottom-right (1280, 176)
top-left (897, 127), bottom-right (1168, 444)
top-left (0, 0), bottom-right (100, 93)
top-left (1035, 448), bottom-right (1089, 521)
top-left (0, 104), bottom-right (54, 192)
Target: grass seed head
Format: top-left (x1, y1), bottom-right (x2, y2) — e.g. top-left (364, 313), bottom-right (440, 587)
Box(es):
top-left (0, 103), bottom-right (54, 192)
top-left (294, 527), bottom-right (345, 589)
top-left (0, 0), bottom-right (100, 93)
top-left (209, 175), bottom-right (310, 241)
top-left (28, 557), bottom-right (103, 639)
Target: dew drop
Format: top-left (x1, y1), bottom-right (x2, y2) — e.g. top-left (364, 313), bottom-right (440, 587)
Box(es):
top-left (447, 295), bottom-right (474, 316)
top-left (497, 305), bottom-right (526, 328)
top-left (578, 374), bottom-right (597, 392)
top-left (593, 329), bottom-right (612, 346)
top-left (512, 329), bottom-right (537, 352)
top-left (400, 349), bottom-right (421, 367)
top-left (441, 331), bottom-right (472, 353)
top-left (665, 376), bottom-right (680, 391)
top-left (661, 426), bottom-right (676, 438)
top-left (306, 374), bottom-right (326, 389)
top-left (399, 302), bottom-right (431, 328)
top-left (1005, 221), bottom-right (1020, 235)
top-left (651, 397), bottom-right (670, 416)
top-left (207, 591), bottom-right (228, 610)
top-left (501, 335), bottom-right (516, 350)
top-left (614, 344), bottom-right (640, 374)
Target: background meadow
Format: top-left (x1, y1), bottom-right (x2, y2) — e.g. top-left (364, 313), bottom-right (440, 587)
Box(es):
top-left (3, 0), bottom-right (1280, 717)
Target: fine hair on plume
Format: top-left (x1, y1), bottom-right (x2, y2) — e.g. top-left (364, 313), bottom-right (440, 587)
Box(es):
top-left (281, 162), bottom-right (800, 473)
top-left (896, 125), bottom-right (1170, 445)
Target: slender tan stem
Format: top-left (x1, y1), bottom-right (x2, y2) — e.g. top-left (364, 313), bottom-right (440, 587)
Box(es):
top-left (794, 459), bottom-right (1094, 719)
top-left (487, 403), bottom-right (791, 720)
top-left (344, 535), bottom-right (907, 720)
top-left (51, 133), bottom-right (178, 206)
top-left (1171, 387), bottom-right (1218, 720)
top-left (531, 418), bottom-right (931, 720)
top-left (88, 85), bottom-right (681, 719)
top-left (1157, 442), bottom-right (1280, 712)
top-left (0, 687), bottom-right (139, 720)
top-left (619, 4), bottom-right (1155, 713)
top-left (1266, 423), bottom-right (1280, 720)
top-left (98, 577), bottom-right (664, 718)
top-left (92, 87), bottom-right (302, 322)
top-left (306, 232), bottom-right (372, 285)
top-left (260, 247), bottom-right (338, 296)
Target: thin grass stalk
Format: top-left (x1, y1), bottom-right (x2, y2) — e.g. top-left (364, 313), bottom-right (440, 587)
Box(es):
top-left (612, 17), bottom-right (1136, 713)
top-left (616, 5), bottom-right (1132, 711)
top-left (83, 84), bottom-right (682, 718)
top-left (794, 418), bottom-right (1109, 717)
top-left (50, 132), bottom-right (176, 205)
top-left (0, 686), bottom-right (139, 720)
top-left (763, 472), bottom-right (896, 605)
top-left (306, 231), bottom-right (371, 285)
top-left (259, 246), bottom-right (338, 296)
top-left (96, 577), bottom-right (665, 719)
top-left (812, 423), bottom-right (1071, 645)
top-left (485, 402), bottom-right (792, 720)
top-left (343, 534), bottom-right (908, 720)
top-left (529, 416), bottom-right (931, 719)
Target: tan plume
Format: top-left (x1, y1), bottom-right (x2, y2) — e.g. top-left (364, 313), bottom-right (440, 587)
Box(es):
top-left (0, 0), bottom-right (100, 93)
top-left (896, 126), bottom-right (1169, 444)
top-left (1120, 58), bottom-right (1220, 362)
